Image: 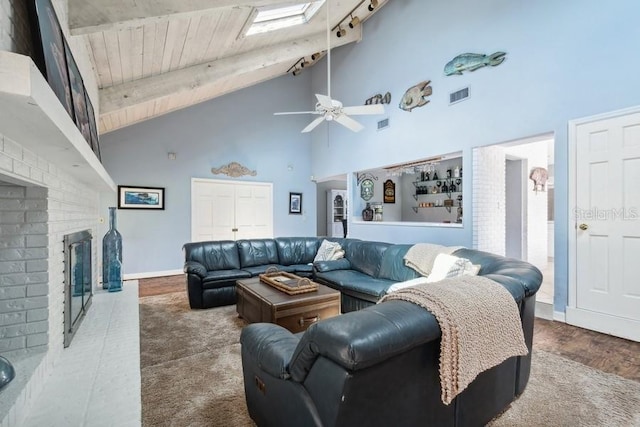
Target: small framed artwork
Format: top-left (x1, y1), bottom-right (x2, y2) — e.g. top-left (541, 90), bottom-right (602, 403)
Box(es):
top-left (118, 186), bottom-right (165, 210)
top-left (289, 192), bottom-right (302, 214)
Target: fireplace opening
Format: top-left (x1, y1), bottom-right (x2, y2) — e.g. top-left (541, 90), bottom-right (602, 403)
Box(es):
top-left (63, 230), bottom-right (93, 347)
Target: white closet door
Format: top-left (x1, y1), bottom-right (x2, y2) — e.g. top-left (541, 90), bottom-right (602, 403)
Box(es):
top-left (234, 182), bottom-right (273, 240)
top-left (191, 179), bottom-right (273, 242)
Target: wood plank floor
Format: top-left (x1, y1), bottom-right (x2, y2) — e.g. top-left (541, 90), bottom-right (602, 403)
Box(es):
top-left (138, 275), bottom-right (640, 383)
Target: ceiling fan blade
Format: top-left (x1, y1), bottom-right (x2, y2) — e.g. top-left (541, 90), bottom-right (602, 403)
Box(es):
top-left (301, 116), bottom-right (326, 133)
top-left (342, 104), bottom-right (385, 115)
top-left (334, 114), bottom-right (364, 132)
top-left (274, 111), bottom-right (321, 115)
top-left (315, 94), bottom-right (334, 109)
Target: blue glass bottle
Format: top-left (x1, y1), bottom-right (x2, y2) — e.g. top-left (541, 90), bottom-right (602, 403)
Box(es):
top-left (107, 258), bottom-right (122, 292)
top-left (102, 207), bottom-right (123, 290)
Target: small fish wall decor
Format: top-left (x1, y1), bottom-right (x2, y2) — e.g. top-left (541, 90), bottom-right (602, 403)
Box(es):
top-left (444, 52), bottom-right (506, 76)
top-left (399, 80), bottom-right (432, 112)
top-left (365, 92), bottom-right (391, 105)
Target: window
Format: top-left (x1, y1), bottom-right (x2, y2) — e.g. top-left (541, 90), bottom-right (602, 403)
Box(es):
top-left (245, 1), bottom-right (325, 36)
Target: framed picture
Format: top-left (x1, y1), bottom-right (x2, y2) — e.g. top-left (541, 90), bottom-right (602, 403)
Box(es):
top-left (289, 192), bottom-right (302, 214)
top-left (84, 90), bottom-right (101, 161)
top-left (28, 0), bottom-right (74, 119)
top-left (64, 39), bottom-right (92, 146)
top-left (118, 186), bottom-right (165, 210)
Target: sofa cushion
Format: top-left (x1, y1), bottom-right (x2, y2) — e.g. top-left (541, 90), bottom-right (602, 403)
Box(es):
top-left (183, 240), bottom-right (241, 271)
top-left (345, 241), bottom-right (391, 278)
top-left (275, 237), bottom-right (320, 265)
top-left (241, 264), bottom-right (296, 276)
top-left (377, 244), bottom-right (421, 282)
top-left (202, 269), bottom-right (251, 289)
top-left (237, 239), bottom-right (280, 268)
top-left (316, 270), bottom-right (395, 301)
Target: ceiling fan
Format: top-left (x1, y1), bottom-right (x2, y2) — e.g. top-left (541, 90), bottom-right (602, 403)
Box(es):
top-left (274, 0), bottom-right (384, 133)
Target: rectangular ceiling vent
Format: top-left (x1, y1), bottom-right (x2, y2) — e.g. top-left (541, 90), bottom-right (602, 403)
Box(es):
top-left (377, 118), bottom-right (390, 131)
top-left (449, 87), bottom-right (470, 105)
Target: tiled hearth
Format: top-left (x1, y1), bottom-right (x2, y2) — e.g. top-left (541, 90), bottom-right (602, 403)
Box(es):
top-left (21, 282), bottom-right (141, 426)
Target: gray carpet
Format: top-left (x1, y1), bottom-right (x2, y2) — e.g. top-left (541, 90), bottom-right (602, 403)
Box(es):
top-left (140, 292), bottom-right (640, 427)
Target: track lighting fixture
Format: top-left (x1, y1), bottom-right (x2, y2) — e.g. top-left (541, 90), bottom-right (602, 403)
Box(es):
top-left (311, 52), bottom-right (321, 61)
top-left (336, 26), bottom-right (346, 37)
top-left (348, 15), bottom-right (360, 29)
top-left (300, 60), bottom-right (310, 68)
top-left (292, 68), bottom-right (301, 76)
top-left (368, 0), bottom-right (378, 11)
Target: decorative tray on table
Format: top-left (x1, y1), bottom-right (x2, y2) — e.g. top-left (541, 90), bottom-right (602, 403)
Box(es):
top-left (259, 270), bottom-right (318, 295)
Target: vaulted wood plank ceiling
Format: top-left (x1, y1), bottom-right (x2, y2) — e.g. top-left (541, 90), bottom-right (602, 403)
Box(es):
top-left (68, 0), bottom-right (389, 134)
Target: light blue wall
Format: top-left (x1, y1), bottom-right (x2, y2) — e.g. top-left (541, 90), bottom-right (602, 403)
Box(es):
top-left (309, 0), bottom-right (640, 312)
top-left (99, 74), bottom-right (316, 274)
top-left (99, 0), bottom-right (640, 312)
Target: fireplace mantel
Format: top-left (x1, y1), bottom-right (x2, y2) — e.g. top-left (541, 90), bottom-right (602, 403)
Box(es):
top-left (0, 51), bottom-right (115, 192)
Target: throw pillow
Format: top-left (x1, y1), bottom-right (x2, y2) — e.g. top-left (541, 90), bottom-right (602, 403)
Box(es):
top-left (330, 249), bottom-right (345, 260)
top-left (386, 276), bottom-right (430, 293)
top-left (314, 240), bottom-right (342, 262)
top-left (426, 254), bottom-right (480, 283)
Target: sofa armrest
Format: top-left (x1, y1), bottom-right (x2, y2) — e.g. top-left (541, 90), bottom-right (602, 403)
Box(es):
top-left (313, 258), bottom-right (351, 273)
top-left (184, 261), bottom-right (207, 277)
top-left (240, 323), bottom-right (300, 380)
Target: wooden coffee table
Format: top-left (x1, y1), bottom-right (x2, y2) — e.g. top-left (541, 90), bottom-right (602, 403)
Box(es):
top-left (236, 276), bottom-right (340, 333)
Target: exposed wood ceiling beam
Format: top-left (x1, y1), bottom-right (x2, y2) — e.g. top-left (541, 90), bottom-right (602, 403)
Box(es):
top-left (68, 0), bottom-right (311, 35)
top-left (99, 28), bottom-right (361, 116)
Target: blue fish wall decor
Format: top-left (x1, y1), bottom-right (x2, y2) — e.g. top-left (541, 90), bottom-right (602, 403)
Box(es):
top-left (444, 52), bottom-right (506, 76)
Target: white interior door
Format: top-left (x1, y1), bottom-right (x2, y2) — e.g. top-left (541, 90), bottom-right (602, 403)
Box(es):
top-left (234, 182), bottom-right (273, 240)
top-left (191, 178), bottom-right (273, 242)
top-left (568, 108), bottom-right (640, 342)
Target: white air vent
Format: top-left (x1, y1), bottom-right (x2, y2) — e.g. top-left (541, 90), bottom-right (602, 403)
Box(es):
top-left (377, 118), bottom-right (390, 130)
top-left (449, 87), bottom-right (470, 105)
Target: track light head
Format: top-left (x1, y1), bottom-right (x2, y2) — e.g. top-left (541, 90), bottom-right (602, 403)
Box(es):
top-left (348, 16), bottom-right (360, 29)
top-left (292, 68), bottom-right (301, 76)
top-left (311, 52), bottom-right (320, 61)
top-left (336, 27), bottom-right (346, 37)
top-left (368, 0), bottom-right (378, 11)
top-left (300, 60), bottom-right (310, 68)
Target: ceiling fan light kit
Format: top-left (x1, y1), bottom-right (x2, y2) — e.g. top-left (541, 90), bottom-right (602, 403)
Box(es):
top-left (275, 0), bottom-right (385, 133)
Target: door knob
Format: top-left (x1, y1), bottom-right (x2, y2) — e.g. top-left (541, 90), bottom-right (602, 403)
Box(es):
top-left (579, 223), bottom-right (588, 231)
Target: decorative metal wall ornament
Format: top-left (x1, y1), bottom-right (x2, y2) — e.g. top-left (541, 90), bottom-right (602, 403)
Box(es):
top-left (444, 52), bottom-right (506, 76)
top-left (356, 172), bottom-right (378, 186)
top-left (365, 92), bottom-right (392, 105)
top-left (360, 179), bottom-right (374, 201)
top-left (529, 167), bottom-right (548, 193)
top-left (211, 162), bottom-right (257, 177)
top-left (399, 80), bottom-right (432, 112)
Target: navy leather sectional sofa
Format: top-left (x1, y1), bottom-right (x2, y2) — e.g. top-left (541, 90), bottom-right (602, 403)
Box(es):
top-left (183, 237), bottom-right (543, 426)
top-left (183, 237), bottom-right (421, 311)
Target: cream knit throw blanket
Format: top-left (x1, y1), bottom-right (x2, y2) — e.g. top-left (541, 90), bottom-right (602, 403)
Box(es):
top-left (379, 275), bottom-right (528, 405)
top-left (403, 243), bottom-right (463, 277)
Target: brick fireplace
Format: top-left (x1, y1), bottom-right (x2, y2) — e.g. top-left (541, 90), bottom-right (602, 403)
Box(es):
top-left (0, 54), bottom-right (113, 425)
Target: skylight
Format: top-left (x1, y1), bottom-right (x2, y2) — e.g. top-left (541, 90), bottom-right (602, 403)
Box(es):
top-left (246, 1), bottom-right (325, 36)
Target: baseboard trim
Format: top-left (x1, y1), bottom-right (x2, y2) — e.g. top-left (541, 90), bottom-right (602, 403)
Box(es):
top-left (534, 301), bottom-right (553, 320)
top-left (553, 310), bottom-right (566, 322)
top-left (123, 269), bottom-right (183, 280)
